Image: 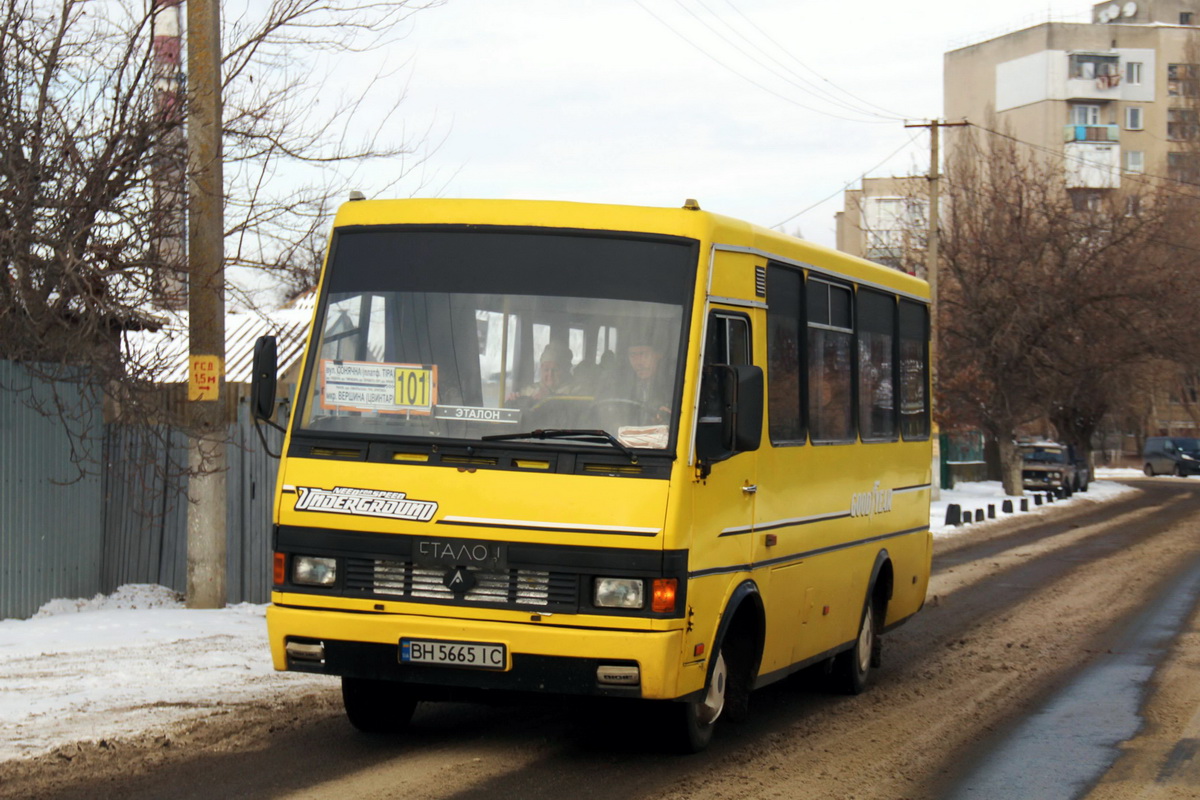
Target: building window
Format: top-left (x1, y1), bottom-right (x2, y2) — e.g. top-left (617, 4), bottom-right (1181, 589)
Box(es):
top-left (1126, 61), bottom-right (1143, 85)
top-left (1070, 104), bottom-right (1101, 125)
top-left (1069, 190), bottom-right (1103, 212)
top-left (1168, 152), bottom-right (1200, 184)
top-left (1125, 106), bottom-right (1144, 130)
top-left (1182, 12), bottom-right (1194, 25)
top-left (1168, 108), bottom-right (1200, 140)
top-left (1168, 64), bottom-right (1199, 97)
top-left (1125, 150), bottom-right (1145, 173)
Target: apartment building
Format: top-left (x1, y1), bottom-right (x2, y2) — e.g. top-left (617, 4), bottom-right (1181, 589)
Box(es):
top-left (834, 176), bottom-right (928, 275)
top-left (944, 0), bottom-right (1200, 440)
top-left (945, 0), bottom-right (1200, 209)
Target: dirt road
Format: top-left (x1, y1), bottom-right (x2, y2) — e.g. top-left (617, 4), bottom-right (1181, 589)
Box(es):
top-left (5, 479), bottom-right (1200, 799)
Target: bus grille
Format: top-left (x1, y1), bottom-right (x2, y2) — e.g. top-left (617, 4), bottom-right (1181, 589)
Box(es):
top-left (344, 558), bottom-right (578, 611)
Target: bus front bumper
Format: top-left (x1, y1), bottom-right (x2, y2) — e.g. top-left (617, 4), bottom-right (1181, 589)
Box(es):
top-left (267, 604), bottom-right (691, 701)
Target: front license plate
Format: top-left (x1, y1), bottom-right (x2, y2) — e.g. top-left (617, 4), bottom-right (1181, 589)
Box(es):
top-left (400, 638), bottom-right (507, 671)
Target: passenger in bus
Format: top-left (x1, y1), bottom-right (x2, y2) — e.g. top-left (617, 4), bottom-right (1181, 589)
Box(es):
top-left (508, 342), bottom-right (577, 405)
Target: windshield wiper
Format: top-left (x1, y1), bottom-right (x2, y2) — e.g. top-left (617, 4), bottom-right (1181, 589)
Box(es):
top-left (481, 428), bottom-right (637, 463)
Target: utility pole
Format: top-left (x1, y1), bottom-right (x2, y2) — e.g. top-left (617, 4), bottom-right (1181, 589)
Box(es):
top-left (186, 0), bottom-right (226, 609)
top-left (905, 118), bottom-right (967, 499)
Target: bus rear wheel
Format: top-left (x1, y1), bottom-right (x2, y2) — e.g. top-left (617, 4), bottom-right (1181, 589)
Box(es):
top-left (833, 601), bottom-right (877, 695)
top-left (342, 676), bottom-right (417, 734)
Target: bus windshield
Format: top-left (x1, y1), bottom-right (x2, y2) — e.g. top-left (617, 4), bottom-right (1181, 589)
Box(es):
top-left (296, 227), bottom-right (697, 450)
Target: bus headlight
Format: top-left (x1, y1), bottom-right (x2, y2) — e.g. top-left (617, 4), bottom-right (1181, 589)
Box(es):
top-left (594, 578), bottom-right (644, 609)
top-left (293, 556), bottom-right (338, 587)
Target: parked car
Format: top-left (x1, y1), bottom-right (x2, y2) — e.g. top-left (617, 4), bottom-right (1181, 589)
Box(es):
top-left (1019, 441), bottom-right (1084, 496)
top-left (1142, 436), bottom-right (1200, 477)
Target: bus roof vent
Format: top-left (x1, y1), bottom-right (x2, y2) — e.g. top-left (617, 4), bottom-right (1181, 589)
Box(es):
top-left (348, 190), bottom-right (366, 201)
top-left (683, 198), bottom-right (701, 210)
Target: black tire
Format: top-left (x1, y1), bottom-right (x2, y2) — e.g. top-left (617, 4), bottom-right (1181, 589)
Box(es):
top-left (341, 677), bottom-right (417, 734)
top-left (1176, 463), bottom-right (1188, 478)
top-left (1144, 463), bottom-right (1155, 477)
top-left (832, 599), bottom-right (878, 695)
top-left (666, 648), bottom-right (728, 753)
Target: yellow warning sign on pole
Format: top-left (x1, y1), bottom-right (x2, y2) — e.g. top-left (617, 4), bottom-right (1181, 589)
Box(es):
top-left (189, 355), bottom-right (222, 401)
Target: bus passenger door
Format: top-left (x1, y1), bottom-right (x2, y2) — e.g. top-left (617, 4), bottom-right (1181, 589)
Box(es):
top-left (691, 311), bottom-right (758, 634)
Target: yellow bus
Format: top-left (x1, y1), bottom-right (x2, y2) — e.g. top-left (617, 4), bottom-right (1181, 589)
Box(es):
top-left (253, 198), bottom-right (933, 752)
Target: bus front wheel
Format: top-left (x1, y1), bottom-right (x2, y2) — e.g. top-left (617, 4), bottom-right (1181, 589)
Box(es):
top-left (342, 676), bottom-right (417, 734)
top-left (668, 648), bottom-right (728, 753)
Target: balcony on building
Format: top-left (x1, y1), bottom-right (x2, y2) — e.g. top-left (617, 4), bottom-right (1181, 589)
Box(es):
top-left (1065, 52), bottom-right (1122, 101)
top-left (1063, 123), bottom-right (1119, 142)
top-left (1064, 140), bottom-right (1121, 189)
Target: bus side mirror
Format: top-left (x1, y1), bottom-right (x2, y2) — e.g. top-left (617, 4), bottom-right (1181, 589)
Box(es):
top-left (696, 364), bottom-right (763, 472)
top-left (251, 335), bottom-right (278, 422)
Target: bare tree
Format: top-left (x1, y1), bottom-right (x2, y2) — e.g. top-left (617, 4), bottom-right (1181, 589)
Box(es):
top-left (0, 0), bottom-right (441, 478)
top-left (935, 124), bottom-right (1200, 493)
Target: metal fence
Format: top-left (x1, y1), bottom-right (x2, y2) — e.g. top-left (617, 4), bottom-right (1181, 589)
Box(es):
top-left (0, 362), bottom-right (105, 619)
top-left (100, 405), bottom-right (283, 607)
top-left (2, 360), bottom-right (282, 619)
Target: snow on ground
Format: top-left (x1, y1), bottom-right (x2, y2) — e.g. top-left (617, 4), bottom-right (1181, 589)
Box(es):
top-left (0, 471), bottom-right (1151, 763)
top-left (0, 585), bottom-right (327, 762)
top-left (931, 470), bottom-right (1140, 537)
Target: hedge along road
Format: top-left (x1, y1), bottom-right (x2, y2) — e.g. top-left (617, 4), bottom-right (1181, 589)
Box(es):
top-left (6, 479), bottom-right (1200, 800)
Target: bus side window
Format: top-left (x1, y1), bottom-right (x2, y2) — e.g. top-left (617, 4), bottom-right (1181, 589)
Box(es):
top-left (857, 289), bottom-right (898, 442)
top-left (766, 265), bottom-right (804, 445)
top-left (898, 300), bottom-right (931, 440)
top-left (807, 278), bottom-right (855, 443)
top-left (697, 313), bottom-right (762, 469)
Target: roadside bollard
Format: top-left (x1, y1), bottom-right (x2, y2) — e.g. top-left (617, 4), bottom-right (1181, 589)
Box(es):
top-left (1002, 500), bottom-right (1014, 514)
top-left (1034, 494), bottom-right (1043, 506)
top-left (1046, 492), bottom-right (1055, 504)
top-left (1020, 498), bottom-right (1029, 512)
top-left (975, 509), bottom-right (984, 522)
top-left (945, 504), bottom-right (962, 526)
top-left (988, 504), bottom-right (996, 519)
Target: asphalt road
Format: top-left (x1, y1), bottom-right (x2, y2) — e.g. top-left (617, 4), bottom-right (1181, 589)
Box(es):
top-left (8, 478), bottom-right (1200, 800)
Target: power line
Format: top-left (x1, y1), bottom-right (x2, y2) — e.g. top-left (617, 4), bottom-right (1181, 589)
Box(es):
top-left (675, 0), bottom-right (908, 122)
top-left (772, 131), bottom-right (925, 229)
top-left (713, 0), bottom-right (913, 121)
top-left (631, 0), bottom-right (898, 124)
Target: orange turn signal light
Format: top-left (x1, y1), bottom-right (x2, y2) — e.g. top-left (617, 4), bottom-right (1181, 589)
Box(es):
top-left (273, 552), bottom-right (286, 586)
top-left (652, 578), bottom-right (678, 613)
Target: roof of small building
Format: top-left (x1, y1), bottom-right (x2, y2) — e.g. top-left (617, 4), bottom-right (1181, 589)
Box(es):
top-left (127, 292), bottom-right (314, 384)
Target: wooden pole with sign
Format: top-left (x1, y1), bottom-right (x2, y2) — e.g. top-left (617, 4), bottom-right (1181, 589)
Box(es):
top-left (905, 118), bottom-right (966, 498)
top-left (186, 0), bottom-right (226, 609)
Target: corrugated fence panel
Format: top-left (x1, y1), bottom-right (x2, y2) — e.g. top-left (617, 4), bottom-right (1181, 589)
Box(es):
top-left (227, 405), bottom-right (283, 604)
top-left (100, 409), bottom-right (281, 606)
top-left (100, 424), bottom-right (189, 596)
top-left (0, 361), bottom-right (104, 620)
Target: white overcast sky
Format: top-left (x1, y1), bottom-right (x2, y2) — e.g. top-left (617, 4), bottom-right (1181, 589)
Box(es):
top-left (329, 0), bottom-right (1093, 247)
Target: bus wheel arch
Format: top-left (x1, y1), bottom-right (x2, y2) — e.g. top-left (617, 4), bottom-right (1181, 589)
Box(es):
top-left (711, 581), bottom-right (765, 723)
top-left (667, 581), bottom-right (764, 752)
top-left (833, 551), bottom-right (892, 693)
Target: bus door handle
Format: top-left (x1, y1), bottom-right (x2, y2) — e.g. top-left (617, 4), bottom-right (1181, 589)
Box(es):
top-left (742, 484), bottom-right (758, 494)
